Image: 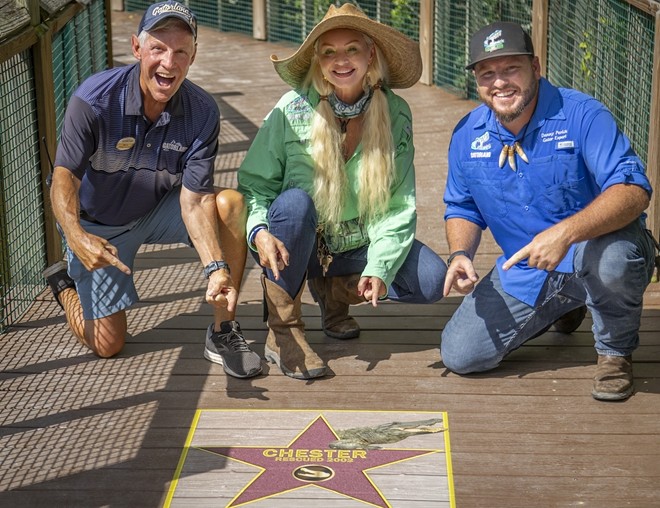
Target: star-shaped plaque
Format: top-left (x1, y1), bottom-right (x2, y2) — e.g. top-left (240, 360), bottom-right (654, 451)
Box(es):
top-left (199, 415), bottom-right (441, 507)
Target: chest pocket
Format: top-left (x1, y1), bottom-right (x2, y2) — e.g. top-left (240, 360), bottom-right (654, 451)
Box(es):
top-left (531, 153), bottom-right (586, 216)
top-left (462, 161), bottom-right (509, 218)
top-left (284, 130), bottom-right (313, 192)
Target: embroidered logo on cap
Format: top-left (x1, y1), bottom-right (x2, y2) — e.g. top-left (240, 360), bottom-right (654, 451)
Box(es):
top-left (152, 3), bottom-right (195, 27)
top-left (484, 29), bottom-right (505, 53)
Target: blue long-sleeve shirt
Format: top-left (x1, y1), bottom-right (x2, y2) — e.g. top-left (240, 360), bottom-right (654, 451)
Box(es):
top-left (444, 78), bottom-right (652, 306)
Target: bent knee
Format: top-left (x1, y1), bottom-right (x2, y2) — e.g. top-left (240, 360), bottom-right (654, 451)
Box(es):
top-left (88, 337), bottom-right (125, 358)
top-left (440, 335), bottom-right (499, 374)
top-left (94, 342), bottom-right (124, 358)
top-left (216, 189), bottom-right (246, 217)
top-left (84, 315), bottom-right (126, 358)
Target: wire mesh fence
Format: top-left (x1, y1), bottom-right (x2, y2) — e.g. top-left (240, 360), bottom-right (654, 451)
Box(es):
top-left (546, 0), bottom-right (654, 167)
top-left (126, 1), bottom-right (420, 43)
top-left (0, 0), bottom-right (109, 332)
top-left (266, 0), bottom-right (420, 44)
top-left (126, 0), bottom-right (254, 35)
top-left (0, 51), bottom-right (44, 333)
top-left (433, 0), bottom-right (533, 99)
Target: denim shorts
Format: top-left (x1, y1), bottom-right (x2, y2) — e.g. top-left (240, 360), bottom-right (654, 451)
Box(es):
top-left (66, 187), bottom-right (191, 320)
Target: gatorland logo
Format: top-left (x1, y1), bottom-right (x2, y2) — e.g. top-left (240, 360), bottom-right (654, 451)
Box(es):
top-left (162, 140), bottom-right (188, 153)
top-left (152, 3), bottom-right (196, 28)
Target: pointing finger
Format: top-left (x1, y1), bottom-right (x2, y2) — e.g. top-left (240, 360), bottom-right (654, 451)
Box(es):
top-left (502, 246), bottom-right (530, 270)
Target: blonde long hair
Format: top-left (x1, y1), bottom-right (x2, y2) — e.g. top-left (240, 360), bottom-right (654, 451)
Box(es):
top-left (303, 36), bottom-right (394, 227)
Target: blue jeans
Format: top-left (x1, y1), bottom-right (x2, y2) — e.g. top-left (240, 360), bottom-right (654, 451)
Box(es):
top-left (252, 188), bottom-right (446, 303)
top-left (441, 219), bottom-right (656, 374)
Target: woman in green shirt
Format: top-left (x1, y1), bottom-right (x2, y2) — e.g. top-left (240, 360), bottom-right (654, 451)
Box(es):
top-left (238, 3), bottom-right (446, 380)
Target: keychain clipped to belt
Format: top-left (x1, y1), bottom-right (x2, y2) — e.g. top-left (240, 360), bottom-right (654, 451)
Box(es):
top-left (316, 224), bottom-right (333, 275)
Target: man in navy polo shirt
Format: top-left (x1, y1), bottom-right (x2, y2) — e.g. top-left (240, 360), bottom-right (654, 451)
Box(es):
top-left (441, 21), bottom-right (657, 400)
top-left (43, 1), bottom-right (262, 379)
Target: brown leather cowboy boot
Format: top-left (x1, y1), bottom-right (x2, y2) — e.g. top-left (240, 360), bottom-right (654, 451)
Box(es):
top-left (308, 274), bottom-right (364, 339)
top-left (262, 274), bottom-right (327, 379)
top-left (592, 354), bottom-right (633, 401)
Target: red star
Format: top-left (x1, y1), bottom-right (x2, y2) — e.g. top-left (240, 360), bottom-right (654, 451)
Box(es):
top-left (199, 415), bottom-right (440, 507)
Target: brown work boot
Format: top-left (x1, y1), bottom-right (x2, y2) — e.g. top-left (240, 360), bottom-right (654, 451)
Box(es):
top-left (552, 305), bottom-right (587, 333)
top-left (308, 274), bottom-right (364, 339)
top-left (261, 274), bottom-right (327, 380)
top-left (592, 354), bottom-right (633, 401)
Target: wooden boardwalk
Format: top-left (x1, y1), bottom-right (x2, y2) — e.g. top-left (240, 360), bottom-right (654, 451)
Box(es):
top-left (1, 10), bottom-right (659, 507)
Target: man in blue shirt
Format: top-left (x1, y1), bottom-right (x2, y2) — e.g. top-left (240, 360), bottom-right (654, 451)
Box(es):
top-left (43, 1), bottom-right (261, 378)
top-left (441, 21), bottom-right (657, 400)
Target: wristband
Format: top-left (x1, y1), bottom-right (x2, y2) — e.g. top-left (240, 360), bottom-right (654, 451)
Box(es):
top-left (248, 224), bottom-right (268, 247)
top-left (447, 250), bottom-right (471, 267)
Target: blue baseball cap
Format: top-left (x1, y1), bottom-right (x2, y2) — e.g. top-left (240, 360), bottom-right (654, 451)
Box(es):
top-left (138, 1), bottom-right (197, 40)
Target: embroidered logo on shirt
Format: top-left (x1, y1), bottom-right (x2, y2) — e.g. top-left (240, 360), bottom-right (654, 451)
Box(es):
top-left (116, 137), bottom-right (136, 150)
top-left (470, 132), bottom-right (492, 157)
top-left (484, 30), bottom-right (505, 53)
top-left (162, 140), bottom-right (188, 152)
top-left (286, 95), bottom-right (314, 125)
top-left (471, 132), bottom-right (492, 151)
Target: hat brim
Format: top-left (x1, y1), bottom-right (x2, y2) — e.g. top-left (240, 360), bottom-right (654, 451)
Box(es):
top-left (271, 14), bottom-right (421, 89)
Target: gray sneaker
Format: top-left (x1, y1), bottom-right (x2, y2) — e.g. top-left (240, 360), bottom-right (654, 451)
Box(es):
top-left (204, 321), bottom-right (262, 378)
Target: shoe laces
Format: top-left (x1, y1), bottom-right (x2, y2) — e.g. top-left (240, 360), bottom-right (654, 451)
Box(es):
top-left (221, 327), bottom-right (252, 353)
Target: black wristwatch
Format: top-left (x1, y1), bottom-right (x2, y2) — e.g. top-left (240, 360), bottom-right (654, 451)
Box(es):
top-left (203, 260), bottom-right (230, 278)
top-left (447, 250), bottom-right (471, 267)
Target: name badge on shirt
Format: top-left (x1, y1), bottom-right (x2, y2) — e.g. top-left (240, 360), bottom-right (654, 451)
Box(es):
top-left (556, 140), bottom-right (575, 150)
top-left (116, 137), bottom-right (136, 150)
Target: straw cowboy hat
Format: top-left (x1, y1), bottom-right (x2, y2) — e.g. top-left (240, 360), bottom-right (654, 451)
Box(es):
top-left (271, 3), bottom-right (422, 89)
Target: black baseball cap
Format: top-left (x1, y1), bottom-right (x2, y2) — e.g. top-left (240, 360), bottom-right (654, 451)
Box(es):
top-left (466, 21), bottom-right (534, 70)
top-left (138, 1), bottom-right (197, 40)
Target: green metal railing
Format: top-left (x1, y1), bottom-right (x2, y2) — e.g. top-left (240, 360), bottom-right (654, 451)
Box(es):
top-left (126, 1), bottom-right (419, 42)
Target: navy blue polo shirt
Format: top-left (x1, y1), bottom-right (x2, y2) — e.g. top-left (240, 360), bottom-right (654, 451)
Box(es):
top-left (55, 63), bottom-right (220, 226)
top-left (444, 78), bottom-right (652, 306)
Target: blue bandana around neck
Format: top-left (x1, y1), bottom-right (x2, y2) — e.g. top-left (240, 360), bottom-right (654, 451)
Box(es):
top-left (325, 87), bottom-right (374, 119)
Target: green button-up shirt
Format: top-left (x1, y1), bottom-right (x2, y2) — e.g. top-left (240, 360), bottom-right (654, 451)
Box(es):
top-left (237, 86), bottom-right (417, 287)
